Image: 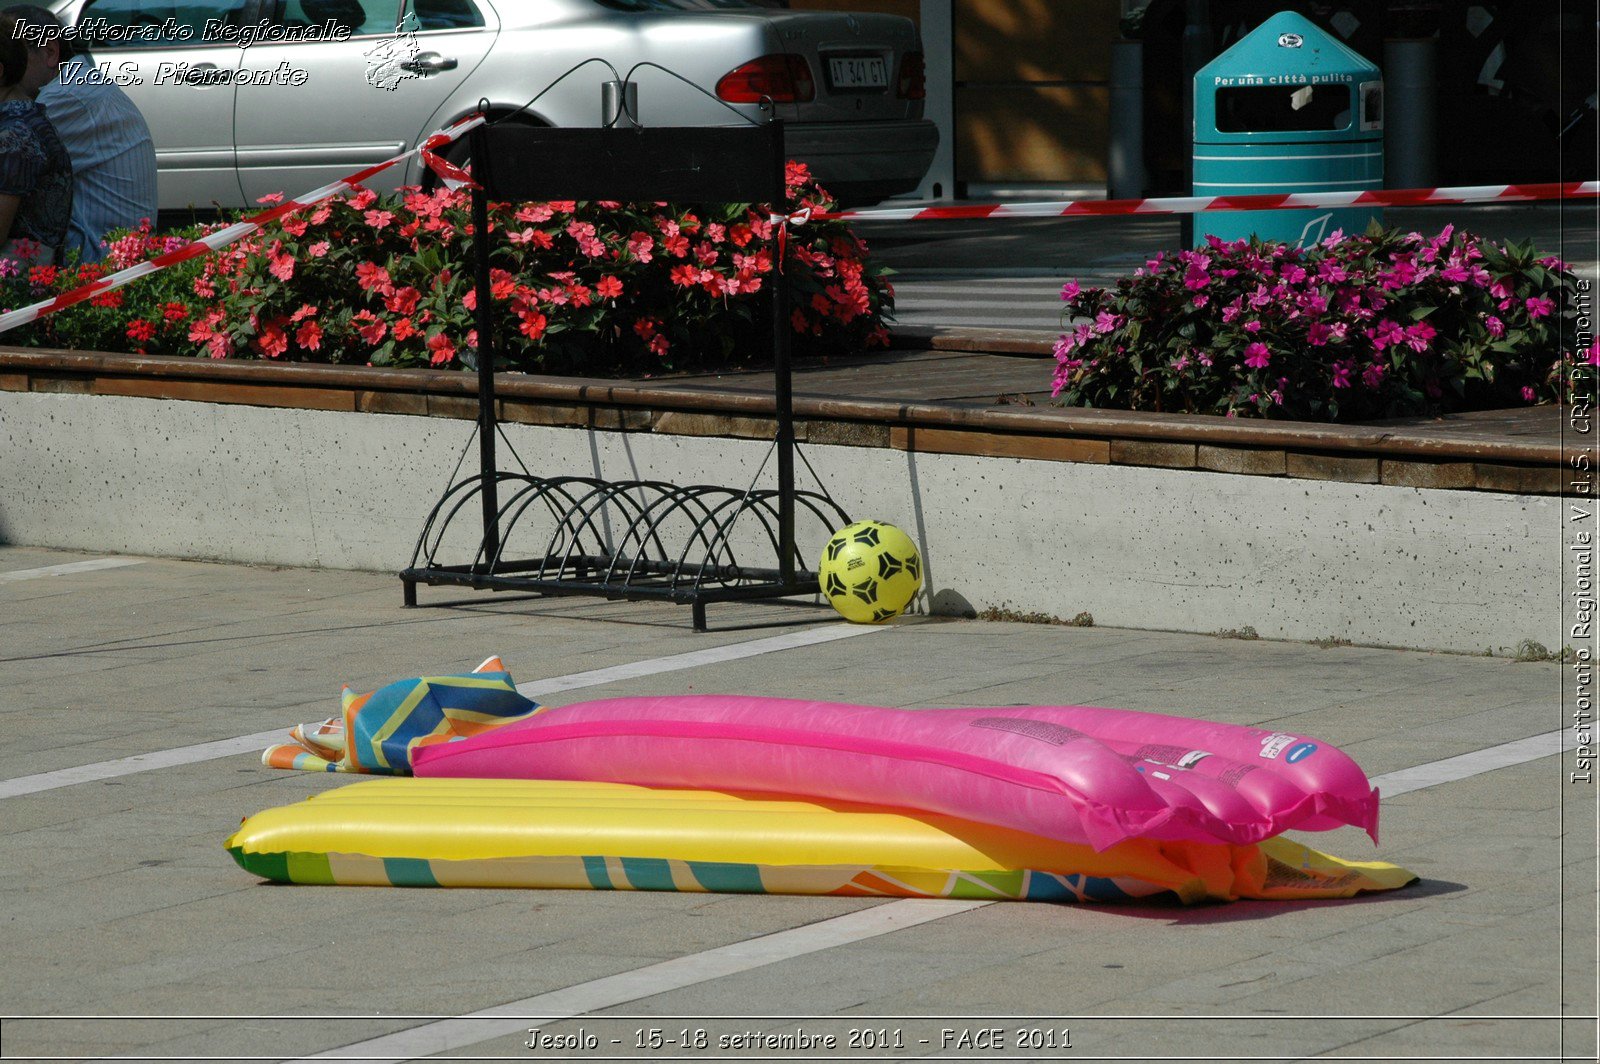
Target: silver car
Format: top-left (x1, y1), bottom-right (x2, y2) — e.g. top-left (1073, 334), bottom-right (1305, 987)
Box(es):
top-left (44, 0), bottom-right (936, 209)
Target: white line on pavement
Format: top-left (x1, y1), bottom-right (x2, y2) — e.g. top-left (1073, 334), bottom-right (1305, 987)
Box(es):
top-left (299, 725), bottom-right (1579, 1063)
top-left (895, 282), bottom-right (1070, 292)
top-left (295, 899), bottom-right (991, 1063)
top-left (1369, 728), bottom-right (1577, 797)
top-left (512, 625), bottom-right (876, 698)
top-left (888, 267), bottom-right (1093, 278)
top-left (0, 624), bottom-right (881, 800)
top-left (905, 273), bottom-right (1133, 282)
top-left (0, 558), bottom-right (144, 584)
top-left (895, 321), bottom-right (1055, 331)
top-left (0, 732), bottom-right (287, 800)
top-left (894, 298), bottom-right (1059, 309)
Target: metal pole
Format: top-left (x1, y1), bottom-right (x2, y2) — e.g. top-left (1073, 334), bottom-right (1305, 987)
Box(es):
top-left (602, 79), bottom-right (640, 128)
top-left (915, 0), bottom-right (955, 201)
top-left (1180, 0), bottom-right (1212, 248)
top-left (470, 122), bottom-right (500, 570)
top-left (770, 118), bottom-right (795, 583)
top-left (1383, 37), bottom-right (1435, 189)
top-left (1108, 37), bottom-right (1147, 200)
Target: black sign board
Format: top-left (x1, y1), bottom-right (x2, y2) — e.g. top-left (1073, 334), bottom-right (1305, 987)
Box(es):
top-left (472, 123), bottom-right (784, 204)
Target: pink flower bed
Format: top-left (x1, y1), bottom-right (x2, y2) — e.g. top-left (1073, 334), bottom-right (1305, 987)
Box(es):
top-left (1054, 225), bottom-right (1592, 421)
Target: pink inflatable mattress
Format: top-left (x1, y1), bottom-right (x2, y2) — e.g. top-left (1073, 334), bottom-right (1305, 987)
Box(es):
top-left (414, 696), bottom-right (1379, 851)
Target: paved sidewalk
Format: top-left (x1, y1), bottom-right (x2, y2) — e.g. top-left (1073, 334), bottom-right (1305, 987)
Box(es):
top-left (861, 201), bottom-right (1599, 275)
top-left (0, 546), bottom-right (1593, 1063)
top-left (638, 340), bottom-right (1572, 451)
top-left (865, 201), bottom-right (1600, 332)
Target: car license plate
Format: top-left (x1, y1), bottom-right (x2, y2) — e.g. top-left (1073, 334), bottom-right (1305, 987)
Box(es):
top-left (828, 56), bottom-right (888, 90)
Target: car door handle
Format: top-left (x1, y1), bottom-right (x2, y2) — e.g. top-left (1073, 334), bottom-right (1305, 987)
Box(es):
top-left (398, 53), bottom-right (458, 74)
top-left (181, 62), bottom-right (220, 85)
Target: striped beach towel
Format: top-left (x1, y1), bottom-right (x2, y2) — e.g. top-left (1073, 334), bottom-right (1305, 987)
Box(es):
top-left (262, 656), bottom-right (540, 774)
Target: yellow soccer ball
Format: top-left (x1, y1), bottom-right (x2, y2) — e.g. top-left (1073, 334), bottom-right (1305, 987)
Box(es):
top-left (818, 520), bottom-right (923, 623)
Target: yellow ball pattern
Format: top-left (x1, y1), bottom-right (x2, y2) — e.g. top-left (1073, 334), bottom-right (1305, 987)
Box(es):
top-left (818, 520), bottom-right (923, 624)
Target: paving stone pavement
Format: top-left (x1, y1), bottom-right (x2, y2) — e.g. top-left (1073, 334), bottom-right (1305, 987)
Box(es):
top-left (0, 546), bottom-right (1593, 1064)
top-left (866, 201), bottom-right (1599, 332)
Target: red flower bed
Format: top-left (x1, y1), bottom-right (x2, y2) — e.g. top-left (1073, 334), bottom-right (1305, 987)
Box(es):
top-left (1, 162), bottom-right (893, 375)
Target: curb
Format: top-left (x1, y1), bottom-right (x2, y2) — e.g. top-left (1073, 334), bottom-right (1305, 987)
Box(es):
top-left (887, 324), bottom-right (1056, 357)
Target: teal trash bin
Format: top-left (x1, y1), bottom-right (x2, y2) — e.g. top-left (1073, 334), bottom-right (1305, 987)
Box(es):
top-left (1194, 11), bottom-right (1384, 246)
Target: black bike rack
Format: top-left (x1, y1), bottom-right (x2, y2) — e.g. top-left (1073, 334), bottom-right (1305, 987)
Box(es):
top-left (400, 119), bottom-right (851, 630)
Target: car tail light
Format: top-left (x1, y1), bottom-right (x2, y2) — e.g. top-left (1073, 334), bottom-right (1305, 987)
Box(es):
top-left (898, 51), bottom-right (926, 100)
top-left (716, 54), bottom-right (815, 104)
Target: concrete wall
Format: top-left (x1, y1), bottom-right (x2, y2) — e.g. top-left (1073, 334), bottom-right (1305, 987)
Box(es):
top-left (0, 389), bottom-right (1560, 653)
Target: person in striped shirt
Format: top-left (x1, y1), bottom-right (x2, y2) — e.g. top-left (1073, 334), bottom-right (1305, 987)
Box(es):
top-left (5, 4), bottom-right (157, 262)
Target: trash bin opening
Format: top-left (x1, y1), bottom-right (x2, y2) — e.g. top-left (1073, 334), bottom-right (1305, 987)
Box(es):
top-left (1215, 85), bottom-right (1353, 133)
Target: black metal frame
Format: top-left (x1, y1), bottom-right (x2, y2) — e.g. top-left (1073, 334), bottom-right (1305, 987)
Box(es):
top-left (400, 118), bottom-right (849, 630)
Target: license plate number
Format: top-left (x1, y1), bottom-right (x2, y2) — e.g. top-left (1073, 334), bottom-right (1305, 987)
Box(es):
top-left (828, 56), bottom-right (888, 90)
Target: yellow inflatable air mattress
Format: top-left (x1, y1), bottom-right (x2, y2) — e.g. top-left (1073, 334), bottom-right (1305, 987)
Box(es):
top-left (226, 778), bottom-right (1414, 904)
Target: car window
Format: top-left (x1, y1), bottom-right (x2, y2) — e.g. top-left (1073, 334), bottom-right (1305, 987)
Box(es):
top-left (75, 0), bottom-right (253, 47)
top-left (280, 0), bottom-right (401, 36)
top-left (404, 0), bottom-right (483, 31)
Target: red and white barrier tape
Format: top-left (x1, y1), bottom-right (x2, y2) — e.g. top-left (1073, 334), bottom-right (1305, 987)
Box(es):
top-left (3, 158), bottom-right (1590, 336)
top-left (0, 112), bottom-right (485, 336)
top-left (809, 180), bottom-right (1600, 223)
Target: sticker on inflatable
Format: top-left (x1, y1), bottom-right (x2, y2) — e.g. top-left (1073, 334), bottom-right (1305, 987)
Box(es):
top-left (1218, 762), bottom-right (1257, 787)
top-left (972, 718), bottom-right (1084, 745)
top-left (1177, 750), bottom-right (1212, 769)
top-left (1258, 733), bottom-right (1297, 760)
top-left (1285, 742), bottom-right (1319, 764)
top-left (1134, 762), bottom-right (1173, 780)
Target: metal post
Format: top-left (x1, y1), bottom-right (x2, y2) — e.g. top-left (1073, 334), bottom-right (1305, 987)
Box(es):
top-left (470, 122), bottom-right (499, 571)
top-left (915, 0), bottom-right (955, 201)
top-left (1108, 37), bottom-right (1147, 200)
top-left (770, 118), bottom-right (795, 584)
top-left (1383, 37), bottom-right (1435, 189)
top-left (602, 79), bottom-right (640, 128)
top-left (1180, 0), bottom-right (1212, 248)
top-left (773, 276), bottom-right (795, 583)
